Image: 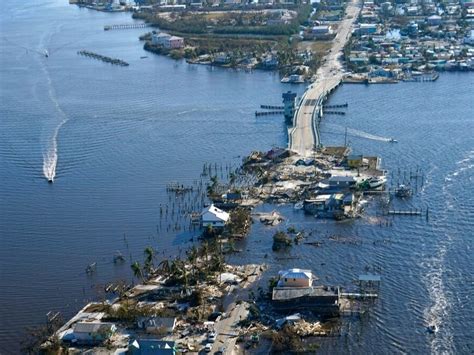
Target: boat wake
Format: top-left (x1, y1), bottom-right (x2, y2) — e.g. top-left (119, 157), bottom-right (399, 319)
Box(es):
top-left (41, 58), bottom-right (68, 183)
top-left (420, 150), bottom-right (474, 354)
top-left (346, 127), bottom-right (392, 142)
top-left (323, 123), bottom-right (392, 142)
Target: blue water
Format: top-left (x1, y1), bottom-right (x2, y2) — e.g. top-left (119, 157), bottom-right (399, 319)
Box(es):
top-left (1, 1), bottom-right (473, 354)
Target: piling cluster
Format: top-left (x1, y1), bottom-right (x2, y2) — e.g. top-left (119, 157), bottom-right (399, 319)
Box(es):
top-left (77, 50), bottom-right (129, 66)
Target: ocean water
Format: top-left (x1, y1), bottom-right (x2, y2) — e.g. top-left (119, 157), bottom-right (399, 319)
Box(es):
top-left (1, 0), bottom-right (473, 354)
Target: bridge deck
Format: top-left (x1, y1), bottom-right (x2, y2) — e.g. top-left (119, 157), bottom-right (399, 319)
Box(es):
top-left (289, 0), bottom-right (361, 157)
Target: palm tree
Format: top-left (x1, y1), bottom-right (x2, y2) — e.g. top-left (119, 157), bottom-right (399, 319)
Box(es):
top-left (130, 262), bottom-right (145, 283)
top-left (143, 246), bottom-right (155, 275)
top-left (158, 258), bottom-right (169, 274)
top-left (186, 245), bottom-right (199, 283)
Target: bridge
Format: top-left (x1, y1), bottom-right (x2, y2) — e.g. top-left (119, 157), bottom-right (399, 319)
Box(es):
top-left (289, 0), bottom-right (361, 157)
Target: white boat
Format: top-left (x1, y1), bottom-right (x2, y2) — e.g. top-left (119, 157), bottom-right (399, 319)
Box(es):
top-left (44, 49), bottom-right (49, 57)
top-left (389, 138), bottom-right (398, 143)
top-left (366, 176), bottom-right (387, 189)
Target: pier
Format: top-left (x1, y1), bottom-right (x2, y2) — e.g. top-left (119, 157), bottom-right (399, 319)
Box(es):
top-left (386, 209), bottom-right (422, 216)
top-left (255, 111), bottom-right (284, 116)
top-left (77, 50), bottom-right (129, 66)
top-left (104, 23), bottom-right (149, 31)
top-left (403, 73), bottom-right (439, 82)
top-left (289, 0), bottom-right (361, 157)
top-left (323, 103), bottom-right (348, 108)
top-left (260, 105), bottom-right (284, 110)
top-left (323, 111), bottom-right (346, 115)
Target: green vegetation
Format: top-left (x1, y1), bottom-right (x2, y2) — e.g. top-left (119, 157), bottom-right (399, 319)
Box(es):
top-left (272, 231), bottom-right (292, 251)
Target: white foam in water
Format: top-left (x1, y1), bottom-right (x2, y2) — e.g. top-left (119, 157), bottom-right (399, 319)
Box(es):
top-left (41, 59), bottom-right (69, 183)
top-left (421, 150), bottom-right (474, 354)
top-left (324, 123), bottom-right (392, 142)
top-left (346, 127), bottom-right (392, 142)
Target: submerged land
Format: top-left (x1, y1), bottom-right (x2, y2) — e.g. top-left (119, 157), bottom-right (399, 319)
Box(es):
top-left (29, 0), bottom-right (473, 354)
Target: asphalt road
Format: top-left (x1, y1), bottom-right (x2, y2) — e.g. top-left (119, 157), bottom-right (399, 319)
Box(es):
top-left (289, 0), bottom-right (362, 157)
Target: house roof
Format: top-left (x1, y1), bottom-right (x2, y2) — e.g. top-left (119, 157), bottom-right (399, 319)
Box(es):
top-left (154, 32), bottom-right (171, 38)
top-left (279, 268), bottom-right (312, 279)
top-left (138, 317), bottom-right (176, 329)
top-left (328, 175), bottom-right (356, 183)
top-left (73, 322), bottom-right (115, 333)
top-left (130, 339), bottom-right (176, 355)
top-left (201, 204), bottom-right (230, 222)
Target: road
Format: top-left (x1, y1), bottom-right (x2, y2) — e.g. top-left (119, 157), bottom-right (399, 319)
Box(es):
top-left (289, 0), bottom-right (362, 157)
top-left (210, 266), bottom-right (261, 354)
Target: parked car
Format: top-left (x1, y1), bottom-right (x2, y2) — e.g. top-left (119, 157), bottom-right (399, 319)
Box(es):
top-left (204, 343), bottom-right (212, 352)
top-left (208, 331), bottom-right (217, 343)
top-left (215, 346), bottom-right (226, 355)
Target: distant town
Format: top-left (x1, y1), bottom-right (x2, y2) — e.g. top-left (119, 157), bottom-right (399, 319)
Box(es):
top-left (73, 0), bottom-right (474, 83)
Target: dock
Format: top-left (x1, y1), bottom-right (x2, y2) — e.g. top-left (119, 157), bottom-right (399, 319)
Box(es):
top-left (77, 50), bottom-right (129, 66)
top-left (386, 209), bottom-right (422, 216)
top-left (260, 105), bottom-right (284, 110)
top-left (403, 73), bottom-right (439, 82)
top-left (255, 111), bottom-right (284, 116)
top-left (323, 103), bottom-right (348, 108)
top-left (104, 23), bottom-right (149, 31)
top-left (322, 110), bottom-right (346, 115)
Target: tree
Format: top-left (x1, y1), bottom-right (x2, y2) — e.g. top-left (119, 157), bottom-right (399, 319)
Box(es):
top-left (144, 246), bottom-right (155, 275)
top-left (186, 245), bottom-right (199, 284)
top-left (131, 262), bottom-right (145, 283)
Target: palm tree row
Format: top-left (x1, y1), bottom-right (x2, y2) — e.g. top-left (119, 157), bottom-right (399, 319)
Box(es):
top-left (130, 239), bottom-right (226, 288)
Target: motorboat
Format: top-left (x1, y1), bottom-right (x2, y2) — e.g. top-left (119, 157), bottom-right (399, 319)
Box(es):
top-left (48, 178), bottom-right (53, 184)
top-left (389, 138), bottom-right (398, 143)
top-left (395, 184), bottom-right (412, 198)
top-left (366, 176), bottom-right (387, 189)
top-left (427, 324), bottom-right (438, 334)
top-left (44, 49), bottom-right (49, 58)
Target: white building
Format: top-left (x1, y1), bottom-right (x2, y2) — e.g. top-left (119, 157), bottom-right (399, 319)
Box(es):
top-left (71, 322), bottom-right (117, 344)
top-left (277, 268), bottom-right (313, 288)
top-left (201, 204), bottom-right (230, 228)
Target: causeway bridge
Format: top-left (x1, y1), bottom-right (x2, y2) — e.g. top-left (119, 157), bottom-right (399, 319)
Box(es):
top-left (289, 0), bottom-right (361, 157)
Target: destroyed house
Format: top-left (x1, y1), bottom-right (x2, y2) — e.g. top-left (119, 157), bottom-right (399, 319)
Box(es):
top-left (272, 285), bottom-right (340, 316)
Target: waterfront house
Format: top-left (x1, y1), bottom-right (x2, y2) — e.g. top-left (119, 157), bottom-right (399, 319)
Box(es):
top-left (137, 316), bottom-right (176, 334)
top-left (151, 32), bottom-right (184, 49)
top-left (277, 268), bottom-right (313, 287)
top-left (327, 175), bottom-right (357, 188)
top-left (201, 204), bottom-right (229, 228)
top-left (70, 322), bottom-right (117, 345)
top-left (213, 52), bottom-right (231, 65)
top-left (166, 36), bottom-right (184, 49)
top-left (272, 270), bottom-right (340, 316)
top-left (346, 154), bottom-right (363, 168)
top-left (304, 192), bottom-right (356, 218)
top-left (128, 339), bottom-right (176, 355)
top-left (152, 32), bottom-right (171, 46)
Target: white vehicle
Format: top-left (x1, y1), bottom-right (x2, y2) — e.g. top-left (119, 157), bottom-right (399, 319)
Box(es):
top-left (204, 343), bottom-right (213, 352)
top-left (208, 331), bottom-right (217, 343)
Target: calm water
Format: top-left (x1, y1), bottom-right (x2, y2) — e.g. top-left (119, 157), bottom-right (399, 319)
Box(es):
top-left (1, 1), bottom-right (473, 354)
